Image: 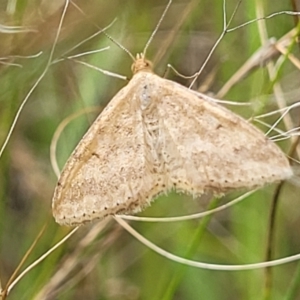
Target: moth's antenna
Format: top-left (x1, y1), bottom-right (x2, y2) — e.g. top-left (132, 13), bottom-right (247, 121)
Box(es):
top-left (70, 0), bottom-right (136, 62)
top-left (101, 29), bottom-right (136, 61)
top-left (143, 0), bottom-right (173, 57)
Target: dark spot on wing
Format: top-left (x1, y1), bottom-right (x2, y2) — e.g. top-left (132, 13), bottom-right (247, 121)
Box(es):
top-left (92, 152), bottom-right (100, 158)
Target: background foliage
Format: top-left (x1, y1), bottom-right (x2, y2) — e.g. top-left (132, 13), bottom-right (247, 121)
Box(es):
top-left (0, 0), bottom-right (299, 299)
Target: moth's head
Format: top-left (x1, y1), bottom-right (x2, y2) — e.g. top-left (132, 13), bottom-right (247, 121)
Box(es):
top-left (131, 53), bottom-right (153, 74)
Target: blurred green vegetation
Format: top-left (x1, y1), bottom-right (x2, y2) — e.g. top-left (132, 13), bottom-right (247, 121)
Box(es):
top-left (0, 0), bottom-right (299, 299)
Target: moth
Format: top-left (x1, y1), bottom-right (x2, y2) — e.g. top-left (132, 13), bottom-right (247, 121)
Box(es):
top-left (52, 53), bottom-right (292, 226)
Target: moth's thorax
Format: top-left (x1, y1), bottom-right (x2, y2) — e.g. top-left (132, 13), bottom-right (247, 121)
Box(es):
top-left (131, 72), bottom-right (159, 111)
top-left (131, 53), bottom-right (153, 74)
